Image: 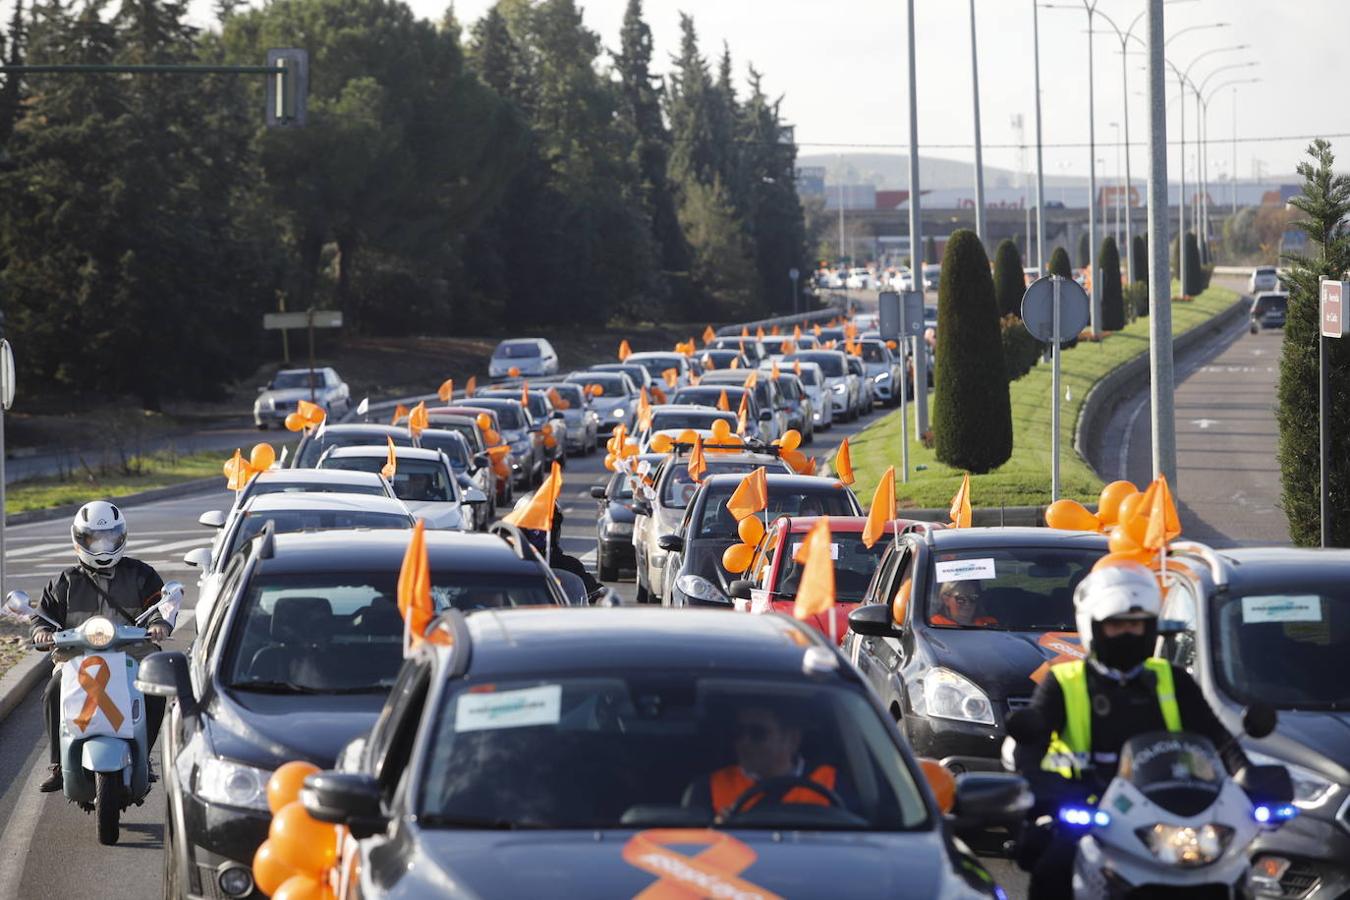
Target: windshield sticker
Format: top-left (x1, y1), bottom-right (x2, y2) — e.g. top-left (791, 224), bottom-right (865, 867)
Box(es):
top-left (792, 542), bottom-right (839, 560)
top-left (934, 558), bottom-right (996, 581)
top-left (1241, 595), bottom-right (1322, 624)
top-left (456, 684), bottom-right (561, 732)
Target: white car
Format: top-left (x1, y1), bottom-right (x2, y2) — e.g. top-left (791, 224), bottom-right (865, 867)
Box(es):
top-left (766, 359), bottom-right (833, 431)
top-left (782, 350), bottom-right (859, 422)
top-left (1248, 265), bottom-right (1280, 294)
top-left (563, 370), bottom-right (638, 444)
top-left (254, 367), bottom-right (350, 429)
top-left (758, 335), bottom-right (817, 357)
top-left (622, 352), bottom-right (693, 389)
top-left (186, 492), bottom-right (414, 638)
top-left (317, 445), bottom-right (485, 531)
top-left (845, 268), bottom-right (875, 290)
top-left (535, 382), bottom-right (599, 454)
top-left (488, 338), bottom-right (558, 380)
top-left (636, 406), bottom-right (737, 451)
top-left (854, 338), bottom-right (906, 407)
top-left (708, 337), bottom-right (768, 365)
top-left (696, 370), bottom-right (788, 443)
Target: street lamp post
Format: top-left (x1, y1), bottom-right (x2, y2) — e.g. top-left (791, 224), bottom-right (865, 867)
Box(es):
top-left (1109, 124), bottom-right (1122, 248)
top-left (905, 0), bottom-right (928, 436)
top-left (1195, 62), bottom-right (1258, 262)
top-left (1146, 0), bottom-right (1175, 485)
top-left (969, 0), bottom-right (986, 247)
top-left (1032, 0), bottom-right (1046, 272)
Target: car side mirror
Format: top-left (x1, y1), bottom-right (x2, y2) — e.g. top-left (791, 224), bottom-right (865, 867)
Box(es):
top-left (301, 772), bottom-right (389, 839)
top-left (198, 510), bottom-right (226, 529)
top-left (135, 651), bottom-right (198, 718)
top-left (183, 547), bottom-right (212, 569)
top-left (472, 453), bottom-right (490, 470)
top-left (1242, 703), bottom-right (1278, 740)
top-left (950, 772), bottom-right (1032, 831)
top-left (463, 488), bottom-right (488, 506)
top-left (728, 579), bottom-right (754, 601)
top-left (633, 500), bottom-right (652, 517)
top-left (657, 534), bottom-right (683, 552)
top-left (758, 410), bottom-right (773, 422)
top-left (590, 486), bottom-right (607, 499)
top-left (847, 602), bottom-right (900, 637)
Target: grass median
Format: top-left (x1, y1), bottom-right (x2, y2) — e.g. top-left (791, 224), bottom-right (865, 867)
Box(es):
top-left (844, 285), bottom-right (1241, 509)
top-left (5, 450), bottom-right (225, 515)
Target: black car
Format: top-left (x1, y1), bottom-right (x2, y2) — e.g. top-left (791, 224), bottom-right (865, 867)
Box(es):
top-left (661, 473), bottom-right (863, 607)
top-left (1160, 543), bottom-right (1350, 900)
top-left (1250, 291), bottom-right (1289, 334)
top-left (844, 527), bottom-right (1108, 774)
top-left (301, 608), bottom-right (1026, 899)
top-left (591, 468), bottom-right (640, 581)
top-left (291, 423), bottom-right (413, 469)
top-left (138, 529), bottom-right (568, 900)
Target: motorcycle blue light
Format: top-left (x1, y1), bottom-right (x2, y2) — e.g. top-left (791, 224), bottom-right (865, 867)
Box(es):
top-left (1254, 805), bottom-right (1271, 823)
top-left (1092, 810), bottom-right (1112, 828)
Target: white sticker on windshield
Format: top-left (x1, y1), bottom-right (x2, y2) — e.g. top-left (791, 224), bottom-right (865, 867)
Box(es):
top-left (792, 542), bottom-right (839, 560)
top-left (1241, 595), bottom-right (1322, 624)
top-left (934, 558), bottom-right (997, 581)
top-left (455, 685), bottom-right (562, 732)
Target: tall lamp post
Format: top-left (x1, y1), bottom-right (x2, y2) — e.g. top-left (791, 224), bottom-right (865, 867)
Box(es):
top-left (969, 0), bottom-right (986, 246)
top-left (1200, 76), bottom-right (1260, 217)
top-left (1031, 0), bottom-right (1046, 272)
top-left (1195, 61), bottom-right (1258, 261)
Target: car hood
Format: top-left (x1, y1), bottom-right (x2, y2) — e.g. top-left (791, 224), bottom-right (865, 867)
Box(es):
top-left (394, 828), bottom-right (989, 899)
top-left (258, 387), bottom-right (327, 406)
top-left (490, 359), bottom-right (545, 374)
top-left (920, 627), bottom-right (1084, 700)
top-left (1252, 710), bottom-right (1350, 783)
top-left (404, 500), bottom-right (465, 530)
top-left (206, 689), bottom-right (384, 770)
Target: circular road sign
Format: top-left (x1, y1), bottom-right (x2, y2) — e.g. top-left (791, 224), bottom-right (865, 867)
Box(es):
top-left (1020, 276), bottom-right (1090, 343)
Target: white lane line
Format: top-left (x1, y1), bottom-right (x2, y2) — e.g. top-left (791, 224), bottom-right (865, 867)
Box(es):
top-left (4, 541), bottom-right (76, 559)
top-left (0, 739), bottom-right (54, 899)
top-left (134, 538), bottom-right (213, 555)
top-left (1118, 395), bottom-right (1149, 482)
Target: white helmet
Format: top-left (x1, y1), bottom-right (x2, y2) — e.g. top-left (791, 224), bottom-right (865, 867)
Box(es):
top-left (72, 501), bottom-right (128, 571)
top-left (1073, 563), bottom-right (1161, 657)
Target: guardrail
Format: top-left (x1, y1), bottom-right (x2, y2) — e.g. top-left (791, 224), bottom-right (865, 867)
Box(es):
top-left (714, 292), bottom-right (854, 337)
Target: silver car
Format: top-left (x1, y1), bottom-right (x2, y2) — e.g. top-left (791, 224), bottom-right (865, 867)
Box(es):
top-left (254, 367), bottom-right (350, 429)
top-left (536, 382), bottom-right (599, 454)
top-left (565, 370), bottom-right (638, 443)
top-left (488, 338), bottom-right (558, 380)
top-left (318, 445), bottom-right (485, 532)
top-left (775, 360), bottom-right (833, 431)
top-left (783, 351), bottom-right (859, 422)
top-left (854, 339), bottom-right (906, 407)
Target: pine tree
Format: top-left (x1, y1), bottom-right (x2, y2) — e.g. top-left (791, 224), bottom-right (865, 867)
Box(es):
top-left (993, 238), bottom-right (1025, 317)
top-left (1131, 233), bottom-right (1148, 284)
top-left (932, 229), bottom-right (1013, 473)
top-left (1182, 231), bottom-right (1203, 297)
top-left (0, 0), bottom-right (25, 147)
top-left (925, 235), bottom-right (938, 264)
top-left (1277, 139), bottom-right (1350, 546)
top-left (1099, 236), bottom-right (1124, 330)
top-left (667, 15), bottom-right (718, 190)
top-left (1049, 246), bottom-right (1072, 277)
top-left (1077, 231), bottom-right (1091, 268)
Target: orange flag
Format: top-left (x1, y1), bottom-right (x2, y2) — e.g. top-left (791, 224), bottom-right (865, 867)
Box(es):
top-left (835, 438), bottom-right (855, 485)
top-left (548, 387), bottom-right (569, 410)
top-left (726, 467), bottom-right (769, 521)
top-left (1140, 474), bottom-right (1182, 551)
top-left (702, 325), bottom-right (716, 345)
top-left (465, 376), bottom-right (477, 398)
top-left (651, 385), bottom-right (668, 403)
top-left (520, 381), bottom-right (530, 407)
top-left (637, 388), bottom-right (653, 430)
top-left (793, 517), bottom-right (836, 620)
top-left (863, 466), bottom-right (896, 549)
top-left (391, 403), bottom-right (409, 426)
top-left (688, 433), bottom-right (708, 482)
top-left (437, 378), bottom-right (455, 402)
top-left (949, 473), bottom-right (973, 528)
top-left (741, 326), bottom-right (749, 338)
top-left (224, 449), bottom-right (249, 492)
top-left (793, 324), bottom-right (803, 341)
top-left (756, 326), bottom-right (766, 340)
top-left (397, 520), bottom-right (435, 651)
top-left (408, 401), bottom-right (429, 439)
top-left (813, 323), bottom-right (822, 337)
top-left (663, 368), bottom-right (679, 388)
top-left (381, 436), bottom-right (398, 480)
top-left (793, 360), bottom-right (802, 377)
top-left (771, 360), bottom-right (781, 380)
top-left (770, 324), bottom-right (781, 336)
top-left (742, 370), bottom-right (758, 389)
top-left (704, 355), bottom-right (717, 370)
top-left (504, 461), bottom-right (563, 532)
top-left (618, 339), bottom-right (632, 361)
top-left (717, 390), bottom-right (731, 412)
top-left (736, 393), bottom-right (749, 436)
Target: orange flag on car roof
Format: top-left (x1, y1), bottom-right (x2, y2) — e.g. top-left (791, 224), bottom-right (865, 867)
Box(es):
top-left (813, 323), bottom-right (822, 337)
top-left (771, 360), bottom-right (781, 380)
top-left (465, 376), bottom-right (477, 398)
top-left (618, 339), bottom-right (632, 361)
top-left (726, 467), bottom-right (768, 521)
top-left (504, 461), bottom-right (563, 532)
top-left (437, 379), bottom-right (455, 403)
top-left (756, 326), bottom-right (766, 340)
top-left (391, 403), bottom-right (408, 426)
top-left (224, 449), bottom-right (248, 492)
top-left (1140, 474), bottom-right (1182, 551)
top-left (729, 357), bottom-right (740, 370)
top-left (742, 371), bottom-right (758, 390)
top-left (863, 466), bottom-right (896, 549)
top-left (770, 325), bottom-right (781, 336)
top-left (703, 325), bottom-right (717, 345)
top-left (548, 387), bottom-right (569, 410)
top-left (637, 388), bottom-right (653, 431)
top-left (794, 360), bottom-right (802, 376)
top-left (741, 326), bottom-right (749, 338)
top-left (950, 473), bottom-right (973, 528)
top-left (793, 324), bottom-right (802, 341)
top-left (717, 390), bottom-right (731, 412)
top-left (397, 520), bottom-right (434, 651)
top-left (407, 401), bottom-right (429, 440)
top-left (736, 393), bottom-right (749, 436)
top-left (834, 438), bottom-right (855, 485)
top-left (381, 436), bottom-right (398, 480)
top-left (688, 433), bottom-right (708, 483)
top-left (521, 381), bottom-right (530, 407)
top-left (793, 517), bottom-right (836, 620)
top-left (662, 368), bottom-right (679, 388)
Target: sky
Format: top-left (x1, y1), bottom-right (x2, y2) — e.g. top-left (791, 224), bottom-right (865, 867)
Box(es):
top-left (132, 0), bottom-right (1350, 186)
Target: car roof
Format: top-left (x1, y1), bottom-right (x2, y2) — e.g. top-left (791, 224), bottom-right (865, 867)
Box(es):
top-left (701, 473), bottom-right (848, 491)
top-left (469, 397), bottom-right (522, 408)
top-left (431, 406), bottom-right (496, 419)
top-left (698, 371), bottom-right (761, 383)
top-left (275, 367), bottom-right (331, 376)
top-left (625, 351), bottom-right (685, 360)
top-left (1204, 546), bottom-right (1350, 588)
top-left (676, 384), bottom-right (750, 395)
top-left (651, 406), bottom-right (736, 419)
top-left (323, 445), bottom-right (445, 462)
top-left (923, 526), bottom-right (1109, 550)
top-left (497, 338), bottom-right (544, 346)
top-left (240, 493), bottom-right (411, 515)
top-left (309, 423), bottom-right (405, 437)
top-left (250, 469), bottom-right (386, 487)
top-left (771, 515), bottom-right (890, 534)
top-left (457, 608), bottom-right (831, 677)
top-left (252, 530), bottom-right (542, 575)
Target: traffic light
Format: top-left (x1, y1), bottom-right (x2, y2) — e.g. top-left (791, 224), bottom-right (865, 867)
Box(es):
top-left (265, 49), bottom-right (308, 128)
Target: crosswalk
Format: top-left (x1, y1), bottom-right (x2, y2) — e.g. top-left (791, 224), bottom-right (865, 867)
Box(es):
top-left (4, 531), bottom-right (213, 580)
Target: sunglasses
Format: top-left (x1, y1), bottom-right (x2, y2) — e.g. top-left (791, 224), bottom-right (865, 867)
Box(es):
top-left (735, 722), bottom-right (773, 742)
top-left (944, 593), bottom-right (978, 606)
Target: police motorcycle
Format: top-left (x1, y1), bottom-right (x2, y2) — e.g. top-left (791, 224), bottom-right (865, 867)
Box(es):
top-left (6, 582), bottom-right (183, 845)
top-left (1007, 705), bottom-right (1296, 899)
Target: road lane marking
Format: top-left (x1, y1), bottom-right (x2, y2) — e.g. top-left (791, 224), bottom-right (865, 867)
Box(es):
top-left (0, 738), bottom-right (53, 900)
top-left (134, 538), bottom-right (213, 555)
top-left (4, 542), bottom-right (75, 559)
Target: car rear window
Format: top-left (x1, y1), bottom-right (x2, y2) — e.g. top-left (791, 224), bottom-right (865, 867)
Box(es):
top-left (229, 510), bottom-right (410, 560)
top-left (297, 431), bottom-right (411, 468)
top-left (660, 460), bottom-right (770, 507)
top-left (249, 482), bottom-right (387, 498)
top-left (695, 485), bottom-right (858, 538)
top-left (630, 356), bottom-right (685, 377)
top-left (270, 372), bottom-right (322, 390)
top-left (787, 353), bottom-right (845, 377)
top-left (771, 534), bottom-right (887, 602)
top-left (567, 373), bottom-right (628, 396)
top-left (495, 342), bottom-right (541, 359)
top-left (650, 410), bottom-right (735, 433)
top-left (321, 457), bottom-right (455, 503)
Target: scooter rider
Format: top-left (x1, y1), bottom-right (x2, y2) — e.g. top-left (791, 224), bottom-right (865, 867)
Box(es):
top-left (1010, 563), bottom-right (1248, 898)
top-left (29, 501), bottom-right (171, 793)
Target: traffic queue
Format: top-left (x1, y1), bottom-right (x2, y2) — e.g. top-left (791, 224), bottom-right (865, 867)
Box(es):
top-left (6, 312), bottom-right (1347, 900)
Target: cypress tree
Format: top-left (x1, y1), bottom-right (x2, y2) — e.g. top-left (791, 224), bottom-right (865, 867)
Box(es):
top-left (1048, 245), bottom-right (1072, 277)
top-left (1131, 233), bottom-right (1148, 284)
top-left (933, 229), bottom-right (1013, 473)
top-left (1182, 231), bottom-right (1203, 297)
top-left (992, 238), bottom-right (1025, 317)
top-left (1277, 139), bottom-right (1350, 546)
top-left (925, 234), bottom-right (938, 264)
top-left (1077, 231), bottom-right (1091, 268)
top-left (1099, 236), bottom-right (1124, 330)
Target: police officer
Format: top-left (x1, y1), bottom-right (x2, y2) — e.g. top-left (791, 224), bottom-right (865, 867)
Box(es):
top-left (30, 502), bottom-right (171, 793)
top-left (1010, 563), bottom-right (1247, 897)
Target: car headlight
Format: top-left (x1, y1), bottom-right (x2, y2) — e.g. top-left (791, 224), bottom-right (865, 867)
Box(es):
top-left (1246, 751), bottom-right (1338, 809)
top-left (81, 616), bottom-right (116, 648)
top-left (196, 757), bottom-right (272, 811)
top-left (917, 667), bottom-right (994, 725)
top-left (831, 383), bottom-right (846, 394)
top-left (1136, 823), bottom-right (1233, 867)
top-left (874, 372), bottom-right (890, 382)
top-left (606, 521), bottom-right (634, 536)
top-left (612, 407), bottom-right (627, 419)
top-left (675, 574), bottom-right (728, 604)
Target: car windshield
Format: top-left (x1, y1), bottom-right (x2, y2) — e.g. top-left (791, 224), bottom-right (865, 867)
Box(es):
top-left (416, 433), bottom-right (470, 467)
top-left (595, 365), bottom-right (648, 386)
top-left (672, 387), bottom-right (749, 409)
top-left (568, 373), bottom-right (627, 396)
top-left (228, 511), bottom-right (410, 563)
top-left (249, 482), bottom-right (387, 499)
top-left (223, 571), bottom-right (556, 694)
top-left (321, 457), bottom-right (455, 503)
top-left (417, 674), bottom-right (928, 831)
top-left (924, 547), bottom-right (1103, 630)
top-left (431, 422), bottom-right (485, 453)
top-left (1253, 296), bottom-right (1287, 314)
top-left (696, 485), bottom-right (859, 538)
top-left (270, 371), bottom-right (322, 390)
top-left (772, 534), bottom-right (887, 602)
top-left (495, 342), bottom-right (540, 359)
top-left (795, 367), bottom-right (820, 386)
top-left (630, 356), bottom-right (684, 377)
top-left (477, 403), bottom-right (523, 430)
top-left (1210, 589), bottom-right (1350, 710)
top-left (788, 354), bottom-right (845, 377)
top-left (650, 410), bottom-right (734, 432)
top-left (700, 352), bottom-right (743, 368)
top-left (661, 461), bottom-right (773, 508)
top-left (859, 344), bottom-right (889, 363)
top-left (546, 385), bottom-right (584, 409)
top-left (297, 431), bottom-right (411, 468)
top-left (775, 378), bottom-right (801, 400)
top-left (485, 393), bottom-right (548, 420)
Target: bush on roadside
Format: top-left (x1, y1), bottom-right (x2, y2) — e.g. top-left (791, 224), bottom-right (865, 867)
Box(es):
top-left (933, 230), bottom-right (1013, 473)
top-left (1182, 232), bottom-right (1205, 296)
top-left (993, 239), bottom-right (1025, 317)
top-left (1078, 232), bottom-right (1091, 268)
top-left (1001, 314), bottom-right (1042, 382)
top-left (1100, 236), bottom-right (1125, 331)
top-left (1128, 281), bottom-right (1150, 318)
top-left (1131, 234), bottom-right (1148, 284)
top-left (1049, 246), bottom-right (1072, 278)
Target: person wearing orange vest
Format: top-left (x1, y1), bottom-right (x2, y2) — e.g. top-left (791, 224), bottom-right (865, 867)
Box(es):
top-left (930, 580), bottom-right (999, 627)
top-left (684, 705), bottom-right (839, 821)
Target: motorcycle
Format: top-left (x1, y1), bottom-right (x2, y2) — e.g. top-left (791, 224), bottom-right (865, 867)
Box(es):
top-left (1008, 706), bottom-right (1295, 899)
top-left (5, 583), bottom-right (183, 845)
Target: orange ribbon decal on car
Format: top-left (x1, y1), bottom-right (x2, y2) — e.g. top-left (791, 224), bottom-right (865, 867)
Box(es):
top-left (622, 829), bottom-right (781, 900)
top-left (73, 656), bottom-right (123, 733)
top-left (1028, 631), bottom-right (1087, 685)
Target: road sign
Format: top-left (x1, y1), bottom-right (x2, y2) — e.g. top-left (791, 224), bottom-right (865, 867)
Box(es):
top-left (789, 268), bottom-right (799, 281)
top-left (264, 310), bottom-right (343, 330)
top-left (266, 49), bottom-right (309, 128)
top-left (0, 340), bottom-right (13, 411)
top-left (878, 291), bottom-right (925, 339)
top-left (1020, 276), bottom-right (1090, 342)
top-left (1320, 279), bottom-right (1347, 338)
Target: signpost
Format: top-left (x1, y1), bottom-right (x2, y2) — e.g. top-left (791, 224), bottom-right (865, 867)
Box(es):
top-left (789, 268), bottom-right (800, 315)
top-left (1318, 279), bottom-right (1346, 547)
top-left (263, 309), bottom-right (343, 403)
top-left (0, 340), bottom-right (15, 605)
top-left (1022, 276), bottom-right (1091, 500)
top-left (878, 291), bottom-right (925, 483)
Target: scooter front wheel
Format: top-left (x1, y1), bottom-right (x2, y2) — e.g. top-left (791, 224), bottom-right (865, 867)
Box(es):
top-left (95, 772), bottom-right (121, 845)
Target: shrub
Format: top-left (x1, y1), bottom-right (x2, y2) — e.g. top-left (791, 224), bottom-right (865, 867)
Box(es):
top-left (1099, 236), bottom-right (1125, 331)
top-left (1001, 314), bottom-right (1042, 382)
top-left (1048, 246), bottom-right (1072, 277)
top-left (1078, 231), bottom-right (1091, 268)
top-left (993, 239), bottom-right (1026, 317)
top-left (932, 229), bottom-right (1014, 473)
top-left (1131, 234), bottom-right (1148, 284)
top-left (1182, 231), bottom-right (1204, 297)
top-left (1128, 281), bottom-right (1150, 318)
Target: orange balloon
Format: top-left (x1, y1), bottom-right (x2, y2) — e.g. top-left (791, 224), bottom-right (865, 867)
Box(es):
top-left (1045, 498), bottom-right (1101, 532)
top-left (250, 443), bottom-right (277, 472)
top-left (918, 758), bottom-right (955, 814)
top-left (267, 761), bottom-right (320, 814)
top-left (738, 516), bottom-right (765, 545)
top-left (677, 429), bottom-right (699, 445)
top-left (252, 840), bottom-right (297, 897)
top-left (508, 366), bottom-right (521, 377)
top-left (1117, 490), bottom-right (1145, 527)
top-left (284, 413), bottom-right (305, 432)
top-left (1108, 523), bottom-right (1149, 557)
top-left (722, 542), bottom-right (756, 574)
top-left (476, 413), bottom-right (493, 431)
top-left (710, 419), bottom-right (732, 440)
top-left (623, 439), bottom-right (640, 458)
top-left (1097, 480), bottom-right (1137, 527)
top-left (268, 801), bottom-right (337, 875)
top-left (1119, 502), bottom-right (1150, 545)
top-left (1093, 549), bottom-right (1156, 572)
top-left (603, 453), bottom-right (617, 472)
top-left (779, 429), bottom-right (802, 452)
top-left (782, 449), bottom-right (809, 474)
top-left (650, 434), bottom-right (674, 453)
top-left (273, 874), bottom-right (333, 900)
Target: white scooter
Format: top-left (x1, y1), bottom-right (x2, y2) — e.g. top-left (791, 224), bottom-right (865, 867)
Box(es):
top-left (6, 584), bottom-right (182, 845)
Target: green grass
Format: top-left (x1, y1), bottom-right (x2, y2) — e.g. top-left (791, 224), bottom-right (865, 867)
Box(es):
top-left (843, 285), bottom-right (1241, 510)
top-left (6, 450), bottom-right (225, 514)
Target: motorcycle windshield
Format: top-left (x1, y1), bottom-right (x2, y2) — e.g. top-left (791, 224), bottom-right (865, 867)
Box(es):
top-left (1117, 732), bottom-right (1224, 817)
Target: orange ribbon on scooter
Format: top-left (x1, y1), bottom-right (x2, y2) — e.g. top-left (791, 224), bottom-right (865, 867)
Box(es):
top-left (622, 829), bottom-right (781, 900)
top-left (73, 655), bottom-right (124, 733)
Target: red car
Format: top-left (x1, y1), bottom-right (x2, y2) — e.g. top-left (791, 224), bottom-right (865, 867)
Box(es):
top-left (730, 516), bottom-right (936, 643)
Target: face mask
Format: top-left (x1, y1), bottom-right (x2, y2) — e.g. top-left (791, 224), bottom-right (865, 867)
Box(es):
top-left (1094, 632), bottom-right (1154, 673)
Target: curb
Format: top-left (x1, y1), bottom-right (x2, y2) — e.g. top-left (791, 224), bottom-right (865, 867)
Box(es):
top-left (7, 476), bottom-right (220, 527)
top-left (0, 653), bottom-right (49, 727)
top-left (1074, 294), bottom-right (1249, 481)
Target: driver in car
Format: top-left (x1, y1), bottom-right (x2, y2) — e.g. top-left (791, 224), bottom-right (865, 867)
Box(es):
top-left (684, 704), bottom-right (839, 821)
top-left (930, 580), bottom-right (999, 627)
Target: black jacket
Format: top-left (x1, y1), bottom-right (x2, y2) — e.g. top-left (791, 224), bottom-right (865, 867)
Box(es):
top-left (30, 558), bottom-right (167, 641)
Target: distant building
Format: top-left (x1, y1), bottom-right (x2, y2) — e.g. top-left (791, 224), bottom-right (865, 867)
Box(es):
top-left (795, 166), bottom-right (826, 197)
top-left (823, 183), bottom-right (877, 211)
top-left (874, 190), bottom-right (910, 210)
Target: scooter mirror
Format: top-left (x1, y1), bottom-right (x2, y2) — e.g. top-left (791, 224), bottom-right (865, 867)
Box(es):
top-left (162, 581), bottom-right (185, 601)
top-left (4, 590), bottom-right (33, 617)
